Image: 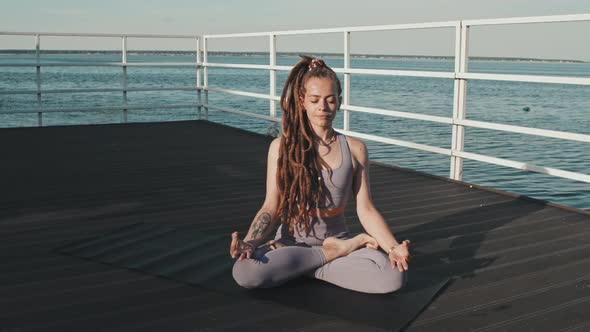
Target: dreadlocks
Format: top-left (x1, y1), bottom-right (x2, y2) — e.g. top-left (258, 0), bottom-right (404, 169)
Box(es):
top-left (277, 55), bottom-right (342, 236)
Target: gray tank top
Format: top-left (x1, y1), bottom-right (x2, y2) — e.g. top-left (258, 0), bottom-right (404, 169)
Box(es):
top-left (274, 133), bottom-right (353, 246)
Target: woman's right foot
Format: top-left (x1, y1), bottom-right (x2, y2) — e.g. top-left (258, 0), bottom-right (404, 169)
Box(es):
top-left (321, 234), bottom-right (378, 262)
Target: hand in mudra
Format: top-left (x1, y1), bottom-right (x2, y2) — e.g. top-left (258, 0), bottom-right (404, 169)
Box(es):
top-left (230, 231), bottom-right (255, 260)
top-left (389, 240), bottom-right (411, 272)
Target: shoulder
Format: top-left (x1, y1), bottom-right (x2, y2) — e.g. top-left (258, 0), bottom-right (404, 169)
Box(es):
top-left (268, 137), bottom-right (281, 158)
top-left (270, 137), bottom-right (281, 150)
top-left (344, 136), bottom-right (368, 158)
top-left (343, 135), bottom-right (369, 166)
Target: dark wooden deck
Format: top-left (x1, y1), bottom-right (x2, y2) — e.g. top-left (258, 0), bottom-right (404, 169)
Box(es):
top-left (1, 120), bottom-right (589, 332)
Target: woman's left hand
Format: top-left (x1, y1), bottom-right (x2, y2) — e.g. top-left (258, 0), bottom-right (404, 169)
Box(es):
top-left (388, 240), bottom-right (411, 272)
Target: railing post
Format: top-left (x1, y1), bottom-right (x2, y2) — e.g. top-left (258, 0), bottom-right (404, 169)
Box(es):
top-left (35, 34), bottom-right (42, 127)
top-left (343, 31), bottom-right (351, 131)
top-left (203, 37), bottom-right (209, 120)
top-left (196, 37), bottom-right (202, 120)
top-left (268, 33), bottom-right (278, 136)
top-left (450, 21), bottom-right (469, 181)
top-left (121, 36), bottom-right (128, 123)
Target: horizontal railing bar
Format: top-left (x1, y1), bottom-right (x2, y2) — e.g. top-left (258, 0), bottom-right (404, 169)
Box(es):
top-left (343, 104), bottom-right (452, 124)
top-left (456, 119), bottom-right (590, 143)
top-left (107, 62), bottom-right (200, 67)
top-left (459, 72), bottom-right (590, 86)
top-left (278, 21), bottom-right (459, 35)
top-left (216, 104), bottom-right (590, 184)
top-left (0, 103), bottom-right (202, 115)
top-left (340, 67), bottom-right (454, 78)
top-left (205, 62), bottom-right (456, 79)
top-left (6, 97), bottom-right (586, 184)
top-left (0, 86), bottom-right (200, 95)
top-left (455, 150), bottom-right (590, 183)
top-left (3, 63), bottom-right (586, 86)
top-left (463, 13), bottom-right (590, 26)
top-left (204, 21), bottom-right (459, 38)
top-left (204, 62), bottom-right (281, 70)
top-left (9, 63), bottom-right (581, 86)
top-left (204, 32), bottom-right (273, 39)
top-left (0, 31), bottom-right (199, 38)
top-left (203, 104), bottom-right (281, 123)
top-left (0, 62), bottom-right (200, 67)
top-left (203, 14), bottom-right (588, 39)
top-left (210, 105), bottom-right (450, 155)
top-left (206, 87), bottom-right (280, 101)
top-left (181, 86), bottom-right (453, 125)
top-left (337, 128), bottom-right (451, 156)
top-left (204, 14), bottom-right (588, 39)
top-left (206, 101), bottom-right (589, 147)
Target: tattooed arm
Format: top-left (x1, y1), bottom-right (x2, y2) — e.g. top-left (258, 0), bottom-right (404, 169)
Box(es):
top-left (242, 210), bottom-right (276, 248)
top-left (230, 138), bottom-right (282, 260)
top-left (230, 209), bottom-right (280, 260)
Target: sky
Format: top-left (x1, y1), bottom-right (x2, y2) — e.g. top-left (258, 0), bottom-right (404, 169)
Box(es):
top-left (1, 0), bottom-right (589, 61)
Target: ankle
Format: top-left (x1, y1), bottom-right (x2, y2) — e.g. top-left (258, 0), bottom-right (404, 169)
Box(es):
top-left (320, 245), bottom-right (339, 262)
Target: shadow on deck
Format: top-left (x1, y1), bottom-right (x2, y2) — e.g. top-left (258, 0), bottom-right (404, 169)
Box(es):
top-left (1, 120), bottom-right (589, 331)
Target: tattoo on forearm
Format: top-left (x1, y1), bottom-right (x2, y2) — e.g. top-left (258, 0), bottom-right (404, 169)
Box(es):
top-left (251, 212), bottom-right (272, 239)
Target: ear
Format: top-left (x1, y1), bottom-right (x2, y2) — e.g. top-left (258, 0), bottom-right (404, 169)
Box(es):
top-left (299, 96), bottom-right (306, 111)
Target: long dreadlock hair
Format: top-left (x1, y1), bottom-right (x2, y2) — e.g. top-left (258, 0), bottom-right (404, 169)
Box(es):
top-left (277, 55), bottom-right (342, 237)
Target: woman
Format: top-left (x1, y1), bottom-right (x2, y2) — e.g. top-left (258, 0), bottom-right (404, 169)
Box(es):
top-left (230, 55), bottom-right (410, 294)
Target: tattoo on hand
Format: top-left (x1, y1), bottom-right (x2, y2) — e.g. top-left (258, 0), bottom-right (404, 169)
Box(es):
top-left (251, 212), bottom-right (271, 239)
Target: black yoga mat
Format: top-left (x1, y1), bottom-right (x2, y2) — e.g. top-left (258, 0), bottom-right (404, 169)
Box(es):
top-left (58, 223), bottom-right (449, 331)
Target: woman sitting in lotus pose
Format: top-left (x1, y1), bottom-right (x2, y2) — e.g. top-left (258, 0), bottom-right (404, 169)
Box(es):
top-left (230, 55), bottom-right (410, 294)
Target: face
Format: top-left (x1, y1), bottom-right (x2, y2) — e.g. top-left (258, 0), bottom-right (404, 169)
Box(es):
top-left (300, 77), bottom-right (341, 129)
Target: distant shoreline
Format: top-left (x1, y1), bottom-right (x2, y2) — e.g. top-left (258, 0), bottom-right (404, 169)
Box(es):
top-left (0, 50), bottom-right (586, 63)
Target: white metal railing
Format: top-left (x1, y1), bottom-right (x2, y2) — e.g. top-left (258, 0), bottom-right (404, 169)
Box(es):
top-left (0, 32), bottom-right (202, 125)
top-left (1, 14), bottom-right (589, 186)
top-left (201, 13), bottom-right (590, 184)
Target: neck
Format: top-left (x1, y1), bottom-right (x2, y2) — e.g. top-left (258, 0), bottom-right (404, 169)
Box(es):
top-left (311, 125), bottom-right (336, 145)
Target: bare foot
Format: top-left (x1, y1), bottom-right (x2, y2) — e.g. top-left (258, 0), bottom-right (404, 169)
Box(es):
top-left (321, 234), bottom-right (378, 262)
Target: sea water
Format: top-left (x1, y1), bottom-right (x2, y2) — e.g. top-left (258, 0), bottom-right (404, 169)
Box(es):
top-left (1, 54), bottom-right (589, 210)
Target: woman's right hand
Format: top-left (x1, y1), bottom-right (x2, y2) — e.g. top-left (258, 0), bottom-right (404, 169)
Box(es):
top-left (230, 231), bottom-right (255, 260)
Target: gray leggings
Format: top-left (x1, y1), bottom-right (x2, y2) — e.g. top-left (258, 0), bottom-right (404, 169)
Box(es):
top-left (232, 245), bottom-right (407, 294)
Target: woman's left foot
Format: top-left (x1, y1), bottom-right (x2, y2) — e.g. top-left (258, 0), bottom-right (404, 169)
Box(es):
top-left (321, 233), bottom-right (378, 262)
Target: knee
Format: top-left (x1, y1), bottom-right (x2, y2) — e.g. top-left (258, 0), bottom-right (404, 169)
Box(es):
top-left (368, 270), bottom-right (407, 294)
top-left (232, 260), bottom-right (269, 289)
